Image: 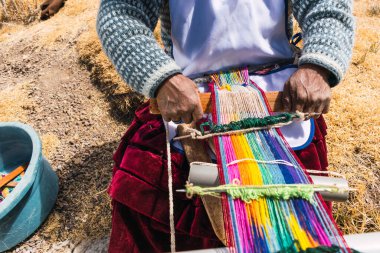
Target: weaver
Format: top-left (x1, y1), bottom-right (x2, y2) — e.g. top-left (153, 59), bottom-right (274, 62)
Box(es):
top-left (166, 69), bottom-right (351, 253)
top-left (97, 1), bottom-right (355, 252)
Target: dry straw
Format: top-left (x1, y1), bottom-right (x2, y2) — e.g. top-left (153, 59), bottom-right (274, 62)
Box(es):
top-left (0, 0), bottom-right (41, 25)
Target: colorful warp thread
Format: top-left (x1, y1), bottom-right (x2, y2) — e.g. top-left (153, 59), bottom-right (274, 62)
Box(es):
top-left (206, 69), bottom-right (350, 252)
top-left (0, 172), bottom-right (24, 203)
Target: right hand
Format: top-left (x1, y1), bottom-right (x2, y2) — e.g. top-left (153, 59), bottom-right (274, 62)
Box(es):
top-left (155, 74), bottom-right (203, 124)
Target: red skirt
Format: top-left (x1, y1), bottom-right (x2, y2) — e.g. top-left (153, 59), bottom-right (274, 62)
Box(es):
top-left (108, 102), bottom-right (329, 253)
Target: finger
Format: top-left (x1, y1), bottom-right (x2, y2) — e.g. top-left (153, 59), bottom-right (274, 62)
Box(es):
top-left (306, 104), bottom-right (319, 119)
top-left (289, 82), bottom-right (300, 113)
top-left (182, 113), bottom-right (193, 124)
top-left (322, 98), bottom-right (331, 114)
top-left (192, 102), bottom-right (204, 123)
top-left (162, 109), bottom-right (177, 122)
top-left (171, 115), bottom-right (182, 123)
top-left (313, 105), bottom-right (323, 118)
top-left (162, 115), bottom-right (171, 122)
top-left (304, 104), bottom-right (316, 114)
top-left (314, 99), bottom-right (324, 113)
top-left (282, 81), bottom-right (291, 112)
top-left (171, 114), bottom-right (181, 121)
top-left (189, 121), bottom-right (197, 129)
top-left (305, 98), bottom-right (319, 113)
top-left (294, 88), bottom-right (307, 112)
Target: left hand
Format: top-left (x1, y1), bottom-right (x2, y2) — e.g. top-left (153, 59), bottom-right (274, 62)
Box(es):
top-left (282, 64), bottom-right (331, 115)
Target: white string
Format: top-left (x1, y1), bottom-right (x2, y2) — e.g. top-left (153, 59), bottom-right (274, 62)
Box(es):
top-left (226, 158), bottom-right (294, 167)
top-left (190, 161), bottom-right (346, 179)
top-left (164, 121), bottom-right (176, 252)
top-left (190, 159), bottom-right (294, 168)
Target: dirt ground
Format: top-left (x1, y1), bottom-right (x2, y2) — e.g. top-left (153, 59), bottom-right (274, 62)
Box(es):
top-left (0, 0), bottom-right (379, 252)
top-left (1, 1), bottom-right (125, 251)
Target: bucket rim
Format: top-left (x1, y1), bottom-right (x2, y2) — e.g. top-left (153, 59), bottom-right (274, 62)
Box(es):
top-left (0, 122), bottom-right (42, 219)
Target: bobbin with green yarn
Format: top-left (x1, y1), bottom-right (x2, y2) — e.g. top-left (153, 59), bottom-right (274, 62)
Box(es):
top-left (185, 182), bottom-right (348, 205)
top-left (199, 113), bottom-right (297, 135)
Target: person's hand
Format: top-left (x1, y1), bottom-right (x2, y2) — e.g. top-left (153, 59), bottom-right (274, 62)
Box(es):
top-left (283, 64), bottom-right (331, 115)
top-left (156, 74), bottom-right (203, 124)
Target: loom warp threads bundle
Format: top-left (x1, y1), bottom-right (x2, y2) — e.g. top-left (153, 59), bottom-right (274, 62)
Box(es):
top-left (206, 69), bottom-right (350, 253)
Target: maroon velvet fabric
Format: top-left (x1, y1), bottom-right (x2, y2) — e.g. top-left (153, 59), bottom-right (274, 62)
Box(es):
top-left (108, 102), bottom-right (330, 252)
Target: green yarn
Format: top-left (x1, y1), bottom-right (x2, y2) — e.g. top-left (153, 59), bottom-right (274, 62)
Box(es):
top-left (226, 185), bottom-right (315, 203)
top-left (200, 113), bottom-right (296, 135)
top-left (185, 183), bottom-right (345, 204)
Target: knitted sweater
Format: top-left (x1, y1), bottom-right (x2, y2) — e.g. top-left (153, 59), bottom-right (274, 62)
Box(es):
top-left (96, 0), bottom-right (355, 98)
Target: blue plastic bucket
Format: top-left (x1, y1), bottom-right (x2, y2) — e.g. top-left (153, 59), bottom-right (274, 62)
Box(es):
top-left (0, 122), bottom-right (59, 252)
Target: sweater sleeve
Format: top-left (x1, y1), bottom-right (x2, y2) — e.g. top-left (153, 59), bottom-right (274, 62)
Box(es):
top-left (292, 0), bottom-right (355, 86)
top-left (96, 0), bottom-right (182, 98)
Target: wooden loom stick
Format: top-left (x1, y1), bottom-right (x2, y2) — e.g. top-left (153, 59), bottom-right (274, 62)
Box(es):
top-left (177, 125), bottom-right (227, 245)
top-left (149, 91), bottom-right (284, 114)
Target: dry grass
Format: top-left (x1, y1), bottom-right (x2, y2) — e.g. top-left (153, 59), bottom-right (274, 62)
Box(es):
top-left (327, 1), bottom-right (380, 234)
top-left (367, 4), bottom-right (380, 17)
top-left (59, 0), bottom-right (88, 17)
top-left (0, 83), bottom-right (30, 122)
top-left (41, 133), bottom-right (60, 159)
top-left (0, 0), bottom-right (41, 25)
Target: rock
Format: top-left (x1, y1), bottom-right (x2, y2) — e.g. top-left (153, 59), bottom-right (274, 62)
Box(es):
top-left (73, 237), bottom-right (109, 253)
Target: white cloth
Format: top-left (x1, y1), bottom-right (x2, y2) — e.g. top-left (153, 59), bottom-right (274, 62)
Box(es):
top-left (168, 0), bottom-right (313, 149)
top-left (169, 0), bottom-right (294, 77)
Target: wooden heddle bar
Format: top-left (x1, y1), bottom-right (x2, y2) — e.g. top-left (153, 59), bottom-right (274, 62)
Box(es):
top-left (150, 91), bottom-right (284, 114)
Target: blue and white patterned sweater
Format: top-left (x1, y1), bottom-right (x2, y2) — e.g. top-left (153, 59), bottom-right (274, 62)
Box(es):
top-left (96, 0), bottom-right (355, 98)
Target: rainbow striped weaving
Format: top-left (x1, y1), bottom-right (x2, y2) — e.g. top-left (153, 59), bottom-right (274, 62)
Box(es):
top-left (205, 69), bottom-right (349, 253)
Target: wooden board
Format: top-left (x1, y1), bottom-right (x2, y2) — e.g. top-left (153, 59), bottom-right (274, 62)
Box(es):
top-left (149, 91), bottom-right (284, 114)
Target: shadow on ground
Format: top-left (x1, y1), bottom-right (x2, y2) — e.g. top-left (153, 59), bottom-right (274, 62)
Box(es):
top-left (77, 45), bottom-right (144, 124)
top-left (40, 140), bottom-right (120, 243)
